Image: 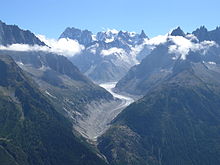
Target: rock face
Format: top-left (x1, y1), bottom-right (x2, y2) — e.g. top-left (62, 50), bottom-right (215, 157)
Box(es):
top-left (60, 27), bottom-right (93, 46)
top-left (0, 50), bottom-right (114, 128)
top-left (170, 27), bottom-right (185, 36)
top-left (115, 32), bottom-right (220, 95)
top-left (98, 27), bottom-right (220, 165)
top-left (0, 21), bottom-right (119, 141)
top-left (0, 54), bottom-right (108, 165)
top-left (3, 20), bottom-right (220, 165)
top-left (60, 28), bottom-right (149, 82)
top-left (98, 59), bottom-right (220, 165)
top-left (115, 44), bottom-right (175, 95)
top-left (0, 20), bottom-right (46, 46)
top-left (192, 26), bottom-right (220, 44)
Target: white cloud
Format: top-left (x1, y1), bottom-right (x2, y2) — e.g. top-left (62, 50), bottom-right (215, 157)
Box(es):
top-left (185, 34), bottom-right (199, 42)
top-left (105, 29), bottom-right (119, 35)
top-left (127, 35), bottom-right (168, 60)
top-left (168, 36), bottom-right (193, 59)
top-left (168, 36), bottom-right (217, 60)
top-left (0, 44), bottom-right (49, 52)
top-left (136, 32), bottom-right (218, 61)
top-left (0, 35), bottom-right (84, 57)
top-left (131, 43), bottom-right (154, 59)
top-left (37, 35), bottom-right (84, 56)
top-left (144, 35), bottom-right (168, 46)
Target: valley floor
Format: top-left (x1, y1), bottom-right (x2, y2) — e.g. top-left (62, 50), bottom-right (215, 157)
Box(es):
top-left (74, 82), bottom-right (135, 141)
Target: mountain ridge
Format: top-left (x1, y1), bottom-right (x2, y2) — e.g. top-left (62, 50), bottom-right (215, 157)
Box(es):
top-left (98, 60), bottom-right (220, 165)
top-left (0, 54), bottom-right (108, 165)
top-left (0, 20), bottom-right (46, 46)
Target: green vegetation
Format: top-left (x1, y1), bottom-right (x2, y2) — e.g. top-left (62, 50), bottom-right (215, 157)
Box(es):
top-left (0, 50), bottom-right (113, 121)
top-left (0, 54), bottom-right (107, 165)
top-left (99, 62), bottom-right (220, 165)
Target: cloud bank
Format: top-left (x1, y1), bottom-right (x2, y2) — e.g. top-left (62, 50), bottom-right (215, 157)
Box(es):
top-left (0, 35), bottom-right (85, 57)
top-left (168, 36), bottom-right (217, 60)
top-left (37, 35), bottom-right (84, 56)
top-left (139, 33), bottom-right (218, 60)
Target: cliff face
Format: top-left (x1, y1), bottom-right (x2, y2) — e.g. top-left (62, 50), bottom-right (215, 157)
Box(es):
top-left (0, 20), bottom-right (45, 46)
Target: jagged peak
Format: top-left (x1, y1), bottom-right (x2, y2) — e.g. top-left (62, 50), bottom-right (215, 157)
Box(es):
top-left (63, 27), bottom-right (92, 34)
top-left (215, 26), bottom-right (220, 30)
top-left (0, 20), bottom-right (46, 46)
top-left (0, 20), bottom-right (4, 25)
top-left (199, 25), bottom-right (208, 30)
top-left (140, 30), bottom-right (148, 38)
top-left (65, 27), bottom-right (80, 31)
top-left (170, 26), bottom-right (185, 37)
top-left (193, 26), bottom-right (208, 33)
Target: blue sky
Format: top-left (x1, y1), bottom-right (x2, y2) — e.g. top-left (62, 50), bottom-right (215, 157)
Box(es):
top-left (0, 0), bottom-right (219, 38)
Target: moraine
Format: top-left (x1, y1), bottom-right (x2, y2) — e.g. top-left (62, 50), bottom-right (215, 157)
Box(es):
top-left (74, 82), bottom-right (136, 141)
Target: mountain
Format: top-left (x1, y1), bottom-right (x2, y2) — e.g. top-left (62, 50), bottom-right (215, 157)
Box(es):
top-left (0, 50), bottom-right (115, 132)
top-left (98, 59), bottom-right (220, 165)
top-left (3, 21), bottom-right (220, 165)
top-left (140, 30), bottom-right (148, 39)
top-left (115, 43), bottom-right (174, 95)
top-left (170, 27), bottom-right (185, 36)
top-left (0, 20), bottom-right (46, 46)
top-left (60, 28), bottom-right (149, 82)
top-left (115, 32), bottom-right (220, 95)
top-left (192, 26), bottom-right (220, 44)
top-left (0, 21), bottom-right (123, 140)
top-left (0, 54), bottom-right (107, 165)
top-left (59, 27), bottom-right (93, 46)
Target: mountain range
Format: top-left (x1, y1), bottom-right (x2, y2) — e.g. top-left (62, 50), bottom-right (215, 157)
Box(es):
top-left (1, 20), bottom-right (220, 165)
top-left (60, 27), bottom-right (149, 82)
top-left (99, 59), bottom-right (220, 165)
top-left (0, 21), bottom-right (115, 164)
top-left (115, 26), bottom-right (220, 95)
top-left (96, 26), bottom-right (220, 165)
top-left (59, 25), bottom-right (220, 84)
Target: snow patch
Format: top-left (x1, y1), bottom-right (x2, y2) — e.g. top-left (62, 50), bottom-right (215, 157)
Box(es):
top-left (17, 61), bottom-right (24, 66)
top-left (105, 37), bottom-right (115, 43)
top-left (45, 90), bottom-right (56, 99)
top-left (208, 61), bottom-right (216, 65)
top-left (101, 47), bottom-right (126, 56)
top-left (91, 34), bottom-right (97, 41)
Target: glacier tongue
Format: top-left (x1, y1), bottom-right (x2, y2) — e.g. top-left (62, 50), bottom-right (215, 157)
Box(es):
top-left (74, 82), bottom-right (135, 141)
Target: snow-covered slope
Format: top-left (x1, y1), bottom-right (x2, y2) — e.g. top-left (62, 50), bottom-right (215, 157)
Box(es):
top-left (59, 28), bottom-right (149, 82)
top-left (115, 27), bottom-right (220, 95)
top-left (55, 26), bottom-right (220, 84)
